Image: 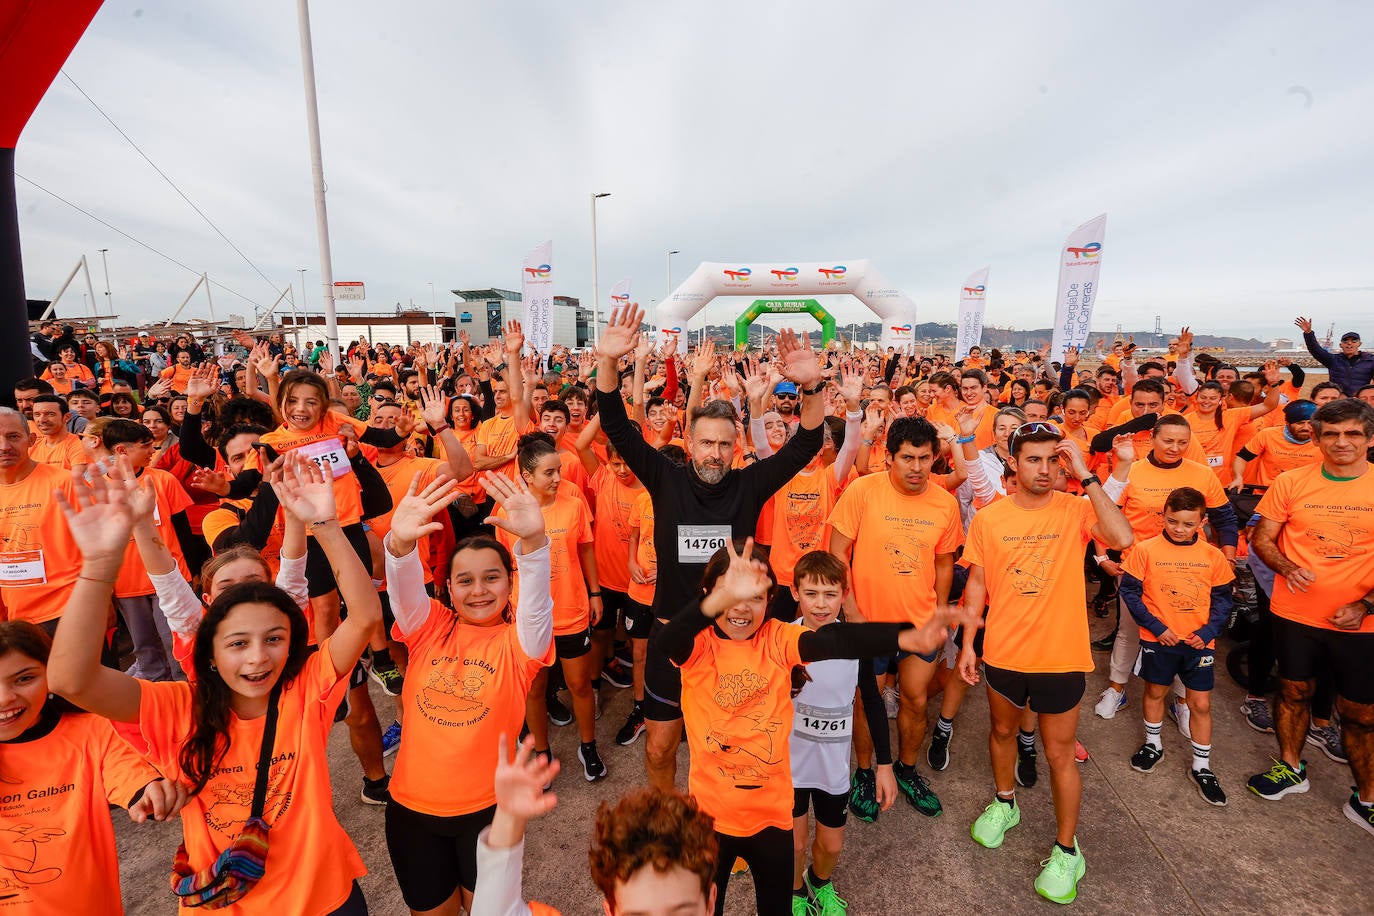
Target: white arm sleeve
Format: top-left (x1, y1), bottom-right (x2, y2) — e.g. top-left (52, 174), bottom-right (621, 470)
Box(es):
top-left (751, 416), bottom-right (775, 458)
top-left (832, 410), bottom-right (863, 481)
top-left (1173, 354), bottom-right (1198, 395)
top-left (966, 449), bottom-right (999, 508)
top-left (471, 828), bottom-right (532, 916)
top-left (275, 552), bottom-right (310, 612)
top-left (1103, 474), bottom-right (1128, 504)
top-left (512, 540), bottom-right (554, 660)
top-left (384, 536), bottom-right (433, 637)
top-left (148, 570), bottom-right (203, 638)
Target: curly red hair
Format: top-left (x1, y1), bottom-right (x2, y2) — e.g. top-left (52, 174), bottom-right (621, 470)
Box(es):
top-left (589, 789), bottom-right (717, 908)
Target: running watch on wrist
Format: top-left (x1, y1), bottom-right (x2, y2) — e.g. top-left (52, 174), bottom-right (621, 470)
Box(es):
top-left (1079, 474), bottom-right (1102, 488)
top-left (801, 381), bottom-right (825, 396)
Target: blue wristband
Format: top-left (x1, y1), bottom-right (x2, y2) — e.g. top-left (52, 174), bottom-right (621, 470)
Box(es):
top-left (956, 434), bottom-right (976, 444)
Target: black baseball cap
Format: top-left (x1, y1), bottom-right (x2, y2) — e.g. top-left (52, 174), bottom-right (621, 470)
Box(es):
top-left (1341, 331), bottom-right (1360, 342)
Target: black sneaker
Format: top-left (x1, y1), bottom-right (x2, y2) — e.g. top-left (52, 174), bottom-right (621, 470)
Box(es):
top-left (1130, 743), bottom-right (1164, 773)
top-left (547, 693), bottom-right (574, 727)
top-left (1190, 767), bottom-right (1227, 807)
top-left (360, 774), bottom-right (391, 806)
top-left (1247, 758), bottom-right (1309, 800)
top-left (1090, 631), bottom-right (1117, 652)
top-left (1344, 788), bottom-right (1374, 838)
top-left (893, 763), bottom-right (941, 817)
top-left (1016, 744), bottom-right (1039, 788)
top-left (616, 708), bottom-right (646, 746)
top-left (368, 660), bottom-right (404, 698)
top-left (927, 728), bottom-right (952, 772)
top-left (848, 768), bottom-right (880, 823)
top-left (578, 741), bottom-right (608, 782)
top-left (601, 659), bottom-right (632, 689)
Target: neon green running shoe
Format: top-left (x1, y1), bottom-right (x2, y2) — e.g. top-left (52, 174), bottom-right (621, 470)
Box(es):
top-left (806, 874), bottom-right (849, 915)
top-left (791, 893), bottom-right (816, 916)
top-left (1034, 839), bottom-right (1086, 904)
top-left (894, 763), bottom-right (942, 817)
top-left (970, 798), bottom-right (1020, 848)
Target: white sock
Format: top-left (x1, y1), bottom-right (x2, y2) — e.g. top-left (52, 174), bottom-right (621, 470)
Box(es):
top-left (1191, 742), bottom-right (1211, 772)
top-left (1144, 720), bottom-right (1163, 750)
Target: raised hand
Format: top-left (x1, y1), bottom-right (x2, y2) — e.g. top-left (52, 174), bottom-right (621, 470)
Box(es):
top-left (1112, 433), bottom-right (1135, 464)
top-left (494, 734), bottom-right (560, 823)
top-left (389, 472), bottom-right (459, 548)
top-left (317, 348), bottom-right (334, 374)
top-left (55, 471), bottom-right (137, 567)
top-left (128, 778), bottom-right (189, 824)
top-left (257, 352), bottom-right (281, 379)
top-left (1294, 316), bottom-right (1313, 335)
top-left (481, 472), bottom-right (548, 548)
top-left (702, 538), bottom-right (771, 616)
top-left (1062, 346), bottom-right (1080, 368)
top-left (1176, 327), bottom-right (1193, 360)
top-left (458, 329), bottom-right (472, 348)
top-left (689, 339), bottom-right (716, 380)
top-left (185, 365), bottom-right (219, 402)
top-left (419, 385), bottom-right (449, 429)
top-left (838, 362), bottom-right (864, 409)
top-left (776, 328), bottom-right (821, 390)
top-left (503, 320), bottom-right (526, 358)
top-left (146, 378), bottom-right (173, 400)
top-left (189, 466), bottom-right (230, 497)
top-left (346, 354), bottom-right (365, 380)
top-left (1055, 437), bottom-right (1091, 480)
top-left (740, 356), bottom-right (770, 405)
top-left (274, 452), bottom-right (338, 525)
top-left (599, 303), bottom-right (644, 362)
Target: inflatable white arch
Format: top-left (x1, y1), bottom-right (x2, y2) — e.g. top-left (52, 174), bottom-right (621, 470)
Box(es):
top-left (654, 260), bottom-right (919, 350)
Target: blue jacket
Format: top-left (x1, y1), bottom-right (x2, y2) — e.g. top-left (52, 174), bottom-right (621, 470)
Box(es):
top-left (1303, 331), bottom-right (1374, 396)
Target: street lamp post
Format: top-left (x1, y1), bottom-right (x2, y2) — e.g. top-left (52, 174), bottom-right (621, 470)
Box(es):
top-left (590, 192), bottom-right (611, 344)
top-left (665, 249), bottom-right (680, 339)
top-left (97, 248), bottom-right (111, 319)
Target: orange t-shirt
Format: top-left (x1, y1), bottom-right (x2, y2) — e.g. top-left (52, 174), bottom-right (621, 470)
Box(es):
top-left (558, 449), bottom-right (593, 510)
top-left (373, 455), bottom-right (446, 585)
top-left (963, 492), bottom-right (1100, 673)
top-left (0, 462), bottom-right (85, 625)
top-left (1257, 464), bottom-right (1374, 633)
top-left (1122, 534), bottom-right (1234, 647)
top-left (1118, 457), bottom-right (1228, 544)
top-left (390, 599), bottom-right (553, 815)
top-left (444, 426), bottom-right (484, 499)
top-left (928, 401), bottom-right (995, 450)
top-left (755, 494), bottom-right (775, 546)
top-left (29, 433), bottom-right (86, 469)
top-left (42, 361), bottom-right (94, 385)
top-left (1243, 427), bottom-right (1321, 487)
top-left (250, 411), bottom-right (367, 527)
top-left (158, 364), bottom-right (196, 393)
top-left (369, 361), bottom-right (395, 379)
top-left (827, 471), bottom-right (963, 626)
top-left (768, 464), bottom-right (844, 586)
top-left (1185, 407), bottom-right (1252, 484)
top-left (476, 413), bottom-right (520, 478)
top-left (678, 620), bottom-right (804, 836)
top-left (590, 465), bottom-right (643, 594)
top-left (202, 498), bottom-right (287, 578)
top-left (138, 642), bottom-right (366, 916)
top-left (0, 712), bottom-right (159, 916)
top-left (497, 494), bottom-right (593, 635)
top-left (113, 468), bottom-right (193, 599)
top-left (627, 490), bottom-right (657, 607)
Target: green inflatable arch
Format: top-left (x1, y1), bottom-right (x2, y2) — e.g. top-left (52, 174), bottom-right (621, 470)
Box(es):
top-left (734, 298), bottom-right (837, 349)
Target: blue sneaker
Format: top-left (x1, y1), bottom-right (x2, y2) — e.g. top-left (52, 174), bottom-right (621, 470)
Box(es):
top-left (381, 720), bottom-right (401, 757)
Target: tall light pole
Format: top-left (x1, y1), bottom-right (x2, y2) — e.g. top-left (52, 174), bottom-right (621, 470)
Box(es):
top-left (590, 192), bottom-right (611, 343)
top-left (665, 249), bottom-right (679, 339)
top-left (298, 268), bottom-right (308, 309)
top-left (97, 248), bottom-right (111, 318)
top-left (296, 0), bottom-right (341, 358)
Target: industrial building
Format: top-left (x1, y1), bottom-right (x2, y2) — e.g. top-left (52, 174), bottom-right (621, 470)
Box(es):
top-left (452, 289), bottom-right (593, 349)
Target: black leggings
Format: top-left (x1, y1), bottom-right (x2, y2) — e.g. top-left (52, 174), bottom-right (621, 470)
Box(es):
top-left (327, 881), bottom-right (368, 915)
top-left (304, 522), bottom-right (372, 598)
top-left (713, 826), bottom-right (793, 916)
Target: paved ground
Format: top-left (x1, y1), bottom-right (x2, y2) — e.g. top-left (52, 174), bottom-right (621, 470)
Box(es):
top-left (114, 610), bottom-right (1368, 915)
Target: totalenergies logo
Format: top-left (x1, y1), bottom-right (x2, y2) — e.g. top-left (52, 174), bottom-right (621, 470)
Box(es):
top-left (1066, 243), bottom-right (1101, 260)
top-left (610, 293), bottom-right (630, 305)
top-left (666, 326), bottom-right (682, 334)
top-left (890, 324), bottom-right (913, 333)
top-left (818, 266), bottom-right (847, 279)
top-left (963, 285), bottom-right (986, 296)
top-left (770, 267), bottom-right (799, 280)
top-left (523, 263), bottom-right (551, 279)
top-left (723, 268), bottom-right (752, 281)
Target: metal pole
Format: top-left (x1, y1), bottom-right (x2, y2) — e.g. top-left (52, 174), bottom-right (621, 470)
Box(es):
top-left (164, 273), bottom-right (207, 327)
top-left (590, 192), bottom-right (610, 343)
top-left (296, 0), bottom-right (340, 358)
top-left (41, 257), bottom-right (85, 320)
top-left (204, 273), bottom-right (215, 323)
top-left (79, 255), bottom-right (98, 321)
top-left (98, 247), bottom-right (112, 318)
top-left (250, 283), bottom-right (296, 333)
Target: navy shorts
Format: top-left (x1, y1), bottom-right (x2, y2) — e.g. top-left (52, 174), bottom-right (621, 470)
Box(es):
top-left (1135, 640), bottom-right (1216, 692)
top-left (594, 588), bottom-right (632, 632)
top-left (554, 627), bottom-right (593, 660)
top-left (622, 598), bottom-right (655, 640)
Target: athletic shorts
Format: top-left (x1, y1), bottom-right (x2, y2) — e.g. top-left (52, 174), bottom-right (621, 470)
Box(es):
top-left (554, 627), bottom-right (593, 660)
top-left (304, 522), bottom-right (371, 598)
top-left (793, 787), bottom-right (848, 829)
top-left (953, 622), bottom-right (985, 659)
top-left (385, 800), bottom-right (496, 909)
top-left (1135, 640), bottom-right (1215, 692)
top-left (983, 664), bottom-right (1086, 715)
top-left (594, 588), bottom-right (632, 632)
top-left (622, 598), bottom-right (655, 640)
top-left (643, 618), bottom-right (683, 721)
top-left (1274, 615), bottom-right (1374, 705)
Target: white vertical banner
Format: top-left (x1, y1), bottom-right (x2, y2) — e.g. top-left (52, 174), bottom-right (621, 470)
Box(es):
top-left (608, 277), bottom-right (632, 316)
top-left (1049, 214), bottom-right (1107, 360)
top-left (521, 240), bottom-right (553, 354)
top-left (955, 267), bottom-right (990, 361)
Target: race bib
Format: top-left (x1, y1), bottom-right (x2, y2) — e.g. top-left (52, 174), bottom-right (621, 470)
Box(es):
top-left (1207, 454), bottom-right (1224, 468)
top-left (677, 525), bottom-right (731, 562)
top-left (794, 701), bottom-right (852, 743)
top-left (0, 549), bottom-right (46, 587)
top-left (297, 437), bottom-right (353, 479)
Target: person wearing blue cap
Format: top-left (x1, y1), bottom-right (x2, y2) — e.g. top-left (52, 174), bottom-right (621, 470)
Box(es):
top-left (1295, 317), bottom-right (1374, 396)
top-left (1229, 400), bottom-right (1321, 498)
top-left (772, 380), bottom-right (801, 425)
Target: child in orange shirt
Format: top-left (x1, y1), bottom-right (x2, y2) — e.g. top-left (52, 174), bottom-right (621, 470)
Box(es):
top-left (653, 538), bottom-right (977, 916)
top-left (1121, 487), bottom-right (1235, 807)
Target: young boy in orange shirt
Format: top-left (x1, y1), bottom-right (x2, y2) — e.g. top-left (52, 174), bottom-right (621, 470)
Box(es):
top-left (1120, 487), bottom-right (1235, 806)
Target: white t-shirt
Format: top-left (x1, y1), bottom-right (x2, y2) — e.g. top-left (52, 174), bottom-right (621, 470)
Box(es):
top-left (788, 619), bottom-right (860, 796)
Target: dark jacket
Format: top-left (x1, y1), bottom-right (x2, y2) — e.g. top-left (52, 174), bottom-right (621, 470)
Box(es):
top-left (1303, 331), bottom-right (1374, 396)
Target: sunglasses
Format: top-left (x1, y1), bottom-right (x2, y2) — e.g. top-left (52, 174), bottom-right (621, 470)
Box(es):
top-left (1008, 421), bottom-right (1063, 450)
top-left (775, 392), bottom-right (799, 399)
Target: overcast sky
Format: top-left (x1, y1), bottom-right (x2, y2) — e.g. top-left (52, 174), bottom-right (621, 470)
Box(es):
top-left (16, 0), bottom-right (1374, 341)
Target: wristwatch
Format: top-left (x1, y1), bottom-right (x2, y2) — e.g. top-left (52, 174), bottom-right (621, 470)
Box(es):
top-left (1079, 475), bottom-right (1102, 488)
top-left (1361, 598), bottom-right (1374, 616)
top-left (801, 381), bottom-right (825, 397)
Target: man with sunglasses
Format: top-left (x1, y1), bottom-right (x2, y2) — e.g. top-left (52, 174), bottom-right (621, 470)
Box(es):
top-left (958, 421), bottom-right (1132, 904)
top-left (772, 379), bottom-right (801, 424)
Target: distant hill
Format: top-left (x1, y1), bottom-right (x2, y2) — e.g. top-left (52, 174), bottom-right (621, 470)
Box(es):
top-left (714, 321), bottom-right (1266, 351)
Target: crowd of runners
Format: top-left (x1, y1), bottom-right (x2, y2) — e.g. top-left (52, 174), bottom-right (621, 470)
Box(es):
top-left (1, 307), bottom-right (1372, 915)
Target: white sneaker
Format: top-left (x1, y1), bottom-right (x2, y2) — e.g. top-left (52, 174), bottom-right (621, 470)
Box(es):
top-left (1169, 697), bottom-right (1192, 739)
top-left (882, 686), bottom-right (900, 719)
top-left (1094, 686), bottom-right (1126, 719)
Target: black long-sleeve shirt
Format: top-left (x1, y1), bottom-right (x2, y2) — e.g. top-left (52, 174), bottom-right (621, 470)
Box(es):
top-left (596, 387), bottom-right (822, 619)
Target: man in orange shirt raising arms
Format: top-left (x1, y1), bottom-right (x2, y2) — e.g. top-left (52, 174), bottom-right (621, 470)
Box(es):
top-left (1245, 398), bottom-right (1374, 838)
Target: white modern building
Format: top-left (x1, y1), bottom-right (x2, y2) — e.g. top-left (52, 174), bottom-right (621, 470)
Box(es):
top-left (452, 289), bottom-right (592, 349)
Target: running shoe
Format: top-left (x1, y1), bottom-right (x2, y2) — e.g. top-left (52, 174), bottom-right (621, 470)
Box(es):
top-left (927, 727), bottom-right (952, 772)
top-left (578, 741), bottom-right (608, 782)
top-left (594, 690), bottom-right (603, 721)
top-left (1093, 686), bottom-right (1126, 719)
top-left (970, 798), bottom-right (1020, 849)
top-left (381, 720), bottom-right (401, 757)
top-left (1168, 697), bottom-right (1192, 739)
top-left (616, 708), bottom-right (646, 746)
top-left (1345, 789), bottom-right (1374, 838)
top-left (1091, 593), bottom-right (1115, 619)
top-left (547, 693), bottom-right (574, 727)
top-left (792, 894), bottom-right (816, 916)
top-left (360, 774), bottom-right (391, 806)
top-left (1090, 632), bottom-right (1117, 653)
top-left (730, 857), bottom-right (750, 876)
top-left (1190, 767), bottom-right (1227, 807)
top-left (368, 660), bottom-right (404, 698)
top-left (1034, 840), bottom-right (1086, 905)
top-left (1241, 696), bottom-right (1275, 734)
top-left (882, 686), bottom-right (900, 719)
top-left (1130, 744), bottom-right (1163, 773)
top-left (1307, 722), bottom-right (1349, 764)
top-left (1016, 744), bottom-right (1038, 788)
top-left (601, 659), bottom-right (632, 689)
top-left (806, 874), bottom-right (849, 915)
top-left (1075, 740), bottom-right (1090, 763)
top-left (848, 768), bottom-right (880, 823)
top-left (894, 763), bottom-right (942, 817)
top-left (1247, 759), bottom-right (1309, 800)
